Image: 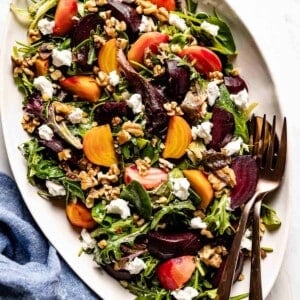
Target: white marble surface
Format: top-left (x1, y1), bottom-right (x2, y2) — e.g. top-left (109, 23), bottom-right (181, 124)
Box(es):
top-left (0, 0), bottom-right (299, 299)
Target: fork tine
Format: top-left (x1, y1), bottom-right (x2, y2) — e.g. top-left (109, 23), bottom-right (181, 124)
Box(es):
top-left (255, 114), bottom-right (267, 165)
top-left (265, 116), bottom-right (277, 169)
top-left (274, 117), bottom-right (287, 176)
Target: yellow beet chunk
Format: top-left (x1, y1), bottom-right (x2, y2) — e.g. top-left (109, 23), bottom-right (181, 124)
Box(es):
top-left (98, 38), bottom-right (119, 74)
top-left (183, 169), bottom-right (214, 210)
top-left (34, 58), bottom-right (49, 76)
top-left (60, 76), bottom-right (101, 102)
top-left (83, 125), bottom-right (118, 167)
top-left (162, 116), bottom-right (192, 159)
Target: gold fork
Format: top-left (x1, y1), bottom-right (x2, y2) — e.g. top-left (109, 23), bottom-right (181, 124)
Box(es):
top-left (249, 115), bottom-right (287, 300)
top-left (216, 115), bottom-right (287, 300)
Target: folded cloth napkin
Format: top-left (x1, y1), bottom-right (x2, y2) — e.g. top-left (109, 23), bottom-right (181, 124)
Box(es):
top-left (0, 172), bottom-right (99, 299)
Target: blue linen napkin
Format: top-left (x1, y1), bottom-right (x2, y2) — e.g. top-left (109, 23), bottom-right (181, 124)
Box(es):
top-left (0, 172), bottom-right (99, 299)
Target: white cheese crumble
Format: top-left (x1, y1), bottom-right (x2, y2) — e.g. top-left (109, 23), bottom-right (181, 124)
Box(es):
top-left (68, 107), bottom-right (84, 124)
top-left (171, 286), bottom-right (199, 300)
top-left (126, 93), bottom-right (144, 114)
top-left (190, 216), bottom-right (207, 229)
top-left (207, 81), bottom-right (220, 106)
top-left (38, 124), bottom-right (54, 141)
top-left (80, 228), bottom-right (97, 250)
top-left (171, 178), bottom-right (190, 200)
top-left (230, 88), bottom-right (249, 109)
top-left (33, 76), bottom-right (54, 99)
top-left (222, 137), bottom-right (243, 156)
top-left (191, 121), bottom-right (213, 144)
top-left (241, 228), bottom-right (252, 251)
top-left (124, 257), bottom-right (147, 275)
top-left (200, 21), bottom-right (219, 37)
top-left (37, 18), bottom-right (55, 35)
top-left (45, 180), bottom-right (66, 196)
top-left (109, 70), bottom-right (120, 86)
top-left (52, 48), bottom-right (72, 67)
top-left (169, 13), bottom-right (188, 32)
top-left (106, 198), bottom-right (131, 219)
top-left (139, 15), bottom-right (157, 32)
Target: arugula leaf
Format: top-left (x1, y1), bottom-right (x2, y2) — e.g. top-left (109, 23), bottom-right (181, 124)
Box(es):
top-left (216, 84), bottom-right (249, 142)
top-left (261, 203), bottom-right (281, 230)
top-left (175, 12), bottom-right (237, 56)
top-left (204, 194), bottom-right (232, 235)
top-left (151, 200), bottom-right (195, 230)
top-left (120, 180), bottom-right (152, 220)
top-left (93, 221), bottom-right (149, 264)
top-left (21, 139), bottom-right (64, 183)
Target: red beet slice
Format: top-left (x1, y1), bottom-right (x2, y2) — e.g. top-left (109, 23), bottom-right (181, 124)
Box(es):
top-left (210, 107), bottom-right (235, 151)
top-left (224, 75), bottom-right (248, 94)
top-left (147, 231), bottom-right (202, 259)
top-left (230, 155), bottom-right (259, 209)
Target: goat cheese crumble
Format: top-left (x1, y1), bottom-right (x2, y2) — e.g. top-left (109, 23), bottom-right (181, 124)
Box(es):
top-left (171, 287), bottom-right (199, 300)
top-left (200, 20), bottom-right (220, 37)
top-left (38, 124), bottom-right (54, 141)
top-left (207, 81), bottom-right (220, 106)
top-left (126, 93), bottom-right (143, 114)
top-left (124, 257), bottom-right (147, 274)
top-left (190, 216), bottom-right (207, 229)
top-left (109, 70), bottom-right (120, 86)
top-left (171, 178), bottom-right (190, 200)
top-left (80, 228), bottom-right (97, 250)
top-left (169, 13), bottom-right (188, 32)
top-left (37, 18), bottom-right (55, 35)
top-left (191, 121), bottom-right (213, 144)
top-left (230, 89), bottom-right (249, 109)
top-left (45, 180), bottom-right (66, 196)
top-left (52, 48), bottom-right (72, 67)
top-left (33, 76), bottom-right (54, 99)
top-left (222, 137), bottom-right (243, 156)
top-left (68, 108), bottom-right (83, 124)
top-left (106, 198), bottom-right (131, 219)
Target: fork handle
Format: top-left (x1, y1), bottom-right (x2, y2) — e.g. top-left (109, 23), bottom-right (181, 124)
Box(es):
top-left (216, 192), bottom-right (259, 300)
top-left (250, 199), bottom-right (263, 300)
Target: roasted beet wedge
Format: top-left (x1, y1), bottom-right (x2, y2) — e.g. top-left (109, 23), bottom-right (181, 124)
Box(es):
top-left (103, 0), bottom-right (141, 41)
top-left (230, 155), bottom-right (259, 209)
top-left (210, 106), bottom-right (235, 151)
top-left (71, 13), bottom-right (103, 46)
top-left (147, 231), bottom-right (202, 259)
top-left (164, 60), bottom-right (190, 103)
top-left (224, 75), bottom-right (248, 94)
top-left (94, 101), bottom-right (133, 125)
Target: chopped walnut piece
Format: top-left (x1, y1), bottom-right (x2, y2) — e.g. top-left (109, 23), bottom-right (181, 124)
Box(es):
top-left (58, 149), bottom-right (72, 161)
top-left (78, 170), bottom-right (98, 190)
top-left (214, 166), bottom-right (236, 188)
top-left (122, 121), bottom-right (144, 137)
top-left (199, 245), bottom-right (228, 268)
top-left (21, 113), bottom-right (41, 133)
top-left (116, 129), bottom-right (131, 145)
top-left (163, 101), bottom-right (184, 116)
top-left (135, 157), bottom-right (151, 176)
top-left (158, 158), bottom-right (174, 172)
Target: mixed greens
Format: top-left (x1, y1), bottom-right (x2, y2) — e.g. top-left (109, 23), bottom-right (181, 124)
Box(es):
top-left (11, 0), bottom-right (281, 299)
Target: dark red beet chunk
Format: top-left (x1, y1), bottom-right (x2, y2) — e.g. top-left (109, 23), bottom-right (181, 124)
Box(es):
top-left (224, 75), bottom-right (248, 94)
top-left (104, 0), bottom-right (141, 41)
top-left (210, 107), bottom-right (235, 151)
top-left (147, 231), bottom-right (202, 259)
top-left (71, 14), bottom-right (103, 46)
top-left (165, 60), bottom-right (190, 103)
top-left (94, 101), bottom-right (133, 125)
top-left (230, 155), bottom-right (259, 209)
